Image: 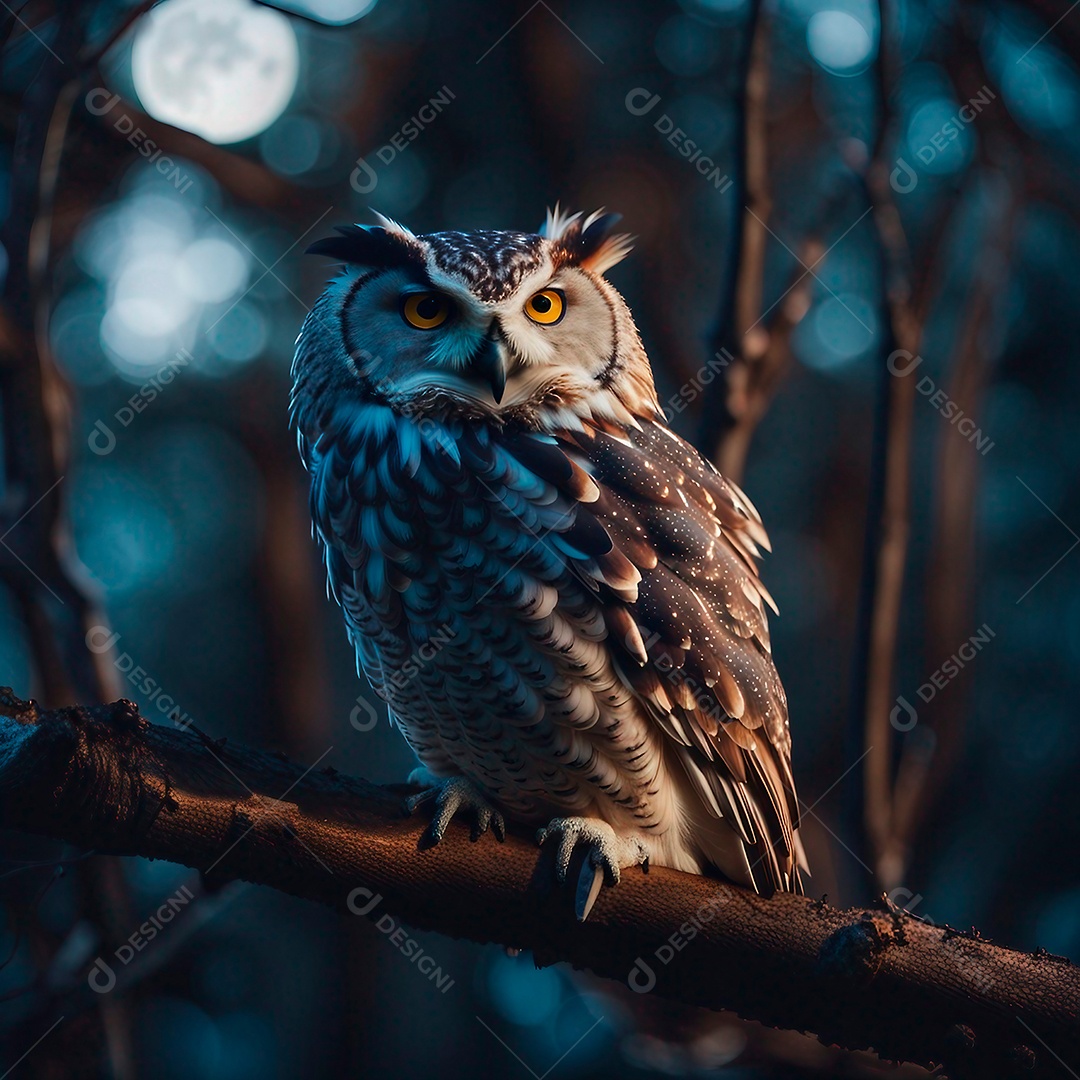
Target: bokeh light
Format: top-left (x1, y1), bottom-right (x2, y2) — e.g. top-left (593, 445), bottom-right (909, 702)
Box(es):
top-left (793, 294), bottom-right (878, 373)
top-left (1003, 54), bottom-right (1080, 134)
top-left (61, 172), bottom-right (264, 381)
top-left (904, 97), bottom-right (975, 176)
top-left (806, 10), bottom-right (876, 76)
top-left (259, 115), bottom-right (325, 177)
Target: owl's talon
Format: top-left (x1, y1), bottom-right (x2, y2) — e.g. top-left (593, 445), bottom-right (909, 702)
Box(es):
top-left (576, 862), bottom-right (605, 921)
top-left (403, 788), bottom-right (436, 815)
top-left (406, 775), bottom-right (504, 849)
top-left (470, 804), bottom-right (500, 842)
top-left (536, 817), bottom-right (651, 921)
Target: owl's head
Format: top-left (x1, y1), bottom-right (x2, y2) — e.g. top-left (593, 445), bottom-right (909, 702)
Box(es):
top-left (292, 208), bottom-right (660, 436)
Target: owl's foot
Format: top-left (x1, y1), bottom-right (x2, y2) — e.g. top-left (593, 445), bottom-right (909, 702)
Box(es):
top-left (405, 771), bottom-right (506, 848)
top-left (535, 817), bottom-right (650, 921)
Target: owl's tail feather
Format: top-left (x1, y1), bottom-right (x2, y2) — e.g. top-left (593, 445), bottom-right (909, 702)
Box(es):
top-left (795, 830), bottom-right (811, 876)
top-left (671, 746), bottom-right (806, 896)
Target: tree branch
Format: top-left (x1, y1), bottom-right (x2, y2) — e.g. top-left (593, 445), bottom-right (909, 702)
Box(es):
top-left (0, 691), bottom-right (1076, 1078)
top-left (702, 3), bottom-right (816, 483)
top-left (849, 0), bottom-right (966, 892)
top-left (890, 172), bottom-right (1018, 876)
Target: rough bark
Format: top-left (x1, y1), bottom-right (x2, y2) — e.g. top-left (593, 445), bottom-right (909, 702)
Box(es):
top-left (0, 691), bottom-right (1075, 1078)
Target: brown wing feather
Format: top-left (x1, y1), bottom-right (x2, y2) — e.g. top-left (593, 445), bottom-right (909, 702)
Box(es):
top-left (562, 417), bottom-right (804, 893)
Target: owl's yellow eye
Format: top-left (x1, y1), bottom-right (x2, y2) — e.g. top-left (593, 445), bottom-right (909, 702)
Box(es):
top-left (524, 289), bottom-right (565, 325)
top-left (402, 292), bottom-right (452, 330)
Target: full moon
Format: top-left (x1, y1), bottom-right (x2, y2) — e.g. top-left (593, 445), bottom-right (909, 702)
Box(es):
top-left (131, 0), bottom-right (300, 145)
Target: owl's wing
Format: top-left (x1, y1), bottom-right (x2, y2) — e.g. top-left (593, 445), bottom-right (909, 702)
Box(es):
top-left (501, 417), bottom-right (804, 893)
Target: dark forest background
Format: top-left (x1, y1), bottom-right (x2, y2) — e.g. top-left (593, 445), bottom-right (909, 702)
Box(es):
top-left (0, 0), bottom-right (1077, 1076)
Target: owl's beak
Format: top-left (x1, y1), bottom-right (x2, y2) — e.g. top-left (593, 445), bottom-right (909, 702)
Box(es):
top-left (469, 332), bottom-right (507, 404)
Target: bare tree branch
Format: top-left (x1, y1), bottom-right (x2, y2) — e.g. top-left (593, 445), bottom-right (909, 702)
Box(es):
top-left (850, 0), bottom-right (969, 891)
top-left (881, 2), bottom-right (1034, 884)
top-left (702, 3), bottom-right (816, 483)
top-left (0, 690), bottom-right (1077, 1079)
top-left (703, 0), bottom-right (777, 479)
top-left (890, 174), bottom-right (1018, 877)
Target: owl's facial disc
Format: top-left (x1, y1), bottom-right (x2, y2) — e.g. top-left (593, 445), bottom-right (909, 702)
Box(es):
top-left (339, 263), bottom-right (616, 413)
top-left (444, 270), bottom-right (614, 407)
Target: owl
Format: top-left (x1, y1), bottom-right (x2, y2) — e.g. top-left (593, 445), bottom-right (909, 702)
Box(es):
top-left (292, 208), bottom-right (806, 919)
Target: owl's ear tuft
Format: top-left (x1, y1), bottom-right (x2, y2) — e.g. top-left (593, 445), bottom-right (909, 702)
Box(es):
top-left (306, 224), bottom-right (423, 269)
top-left (542, 203), bottom-right (581, 240)
top-left (550, 208), bottom-right (634, 275)
top-left (579, 211), bottom-right (634, 273)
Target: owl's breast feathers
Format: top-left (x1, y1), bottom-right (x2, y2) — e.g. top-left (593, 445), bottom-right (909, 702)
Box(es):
top-left (304, 402), bottom-right (803, 893)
